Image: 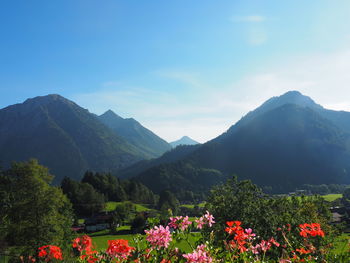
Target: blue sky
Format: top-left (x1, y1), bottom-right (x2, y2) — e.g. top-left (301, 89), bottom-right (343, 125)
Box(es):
top-left (1, 1), bottom-right (350, 142)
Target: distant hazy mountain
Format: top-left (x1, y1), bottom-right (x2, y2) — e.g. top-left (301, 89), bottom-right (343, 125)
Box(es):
top-left (132, 91), bottom-right (350, 194)
top-left (170, 136), bottom-right (199, 148)
top-left (98, 110), bottom-right (171, 158)
top-left (0, 95), bottom-right (145, 183)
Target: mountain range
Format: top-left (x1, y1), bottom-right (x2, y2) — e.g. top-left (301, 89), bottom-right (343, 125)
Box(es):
top-left (2, 91), bottom-right (350, 194)
top-left (0, 94), bottom-right (170, 183)
top-left (124, 91), bottom-right (350, 194)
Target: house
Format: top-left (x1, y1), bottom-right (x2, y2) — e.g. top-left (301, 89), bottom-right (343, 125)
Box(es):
top-left (84, 212), bottom-right (114, 232)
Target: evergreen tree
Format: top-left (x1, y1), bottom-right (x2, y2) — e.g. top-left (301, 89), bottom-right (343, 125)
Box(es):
top-left (157, 190), bottom-right (180, 215)
top-left (2, 159), bottom-right (74, 257)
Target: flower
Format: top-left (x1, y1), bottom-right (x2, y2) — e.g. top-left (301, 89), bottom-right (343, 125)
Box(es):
top-left (169, 216), bottom-right (192, 231)
top-left (299, 223), bottom-right (325, 238)
top-left (296, 247), bottom-right (312, 255)
top-left (145, 225), bottom-right (172, 249)
top-left (106, 239), bottom-right (134, 259)
top-left (38, 245), bottom-right (63, 261)
top-left (72, 235), bottom-right (93, 253)
top-left (183, 244), bottom-right (213, 263)
top-left (195, 211), bottom-right (215, 229)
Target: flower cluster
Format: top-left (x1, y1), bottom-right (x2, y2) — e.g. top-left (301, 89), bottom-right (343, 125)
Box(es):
top-left (106, 239), bottom-right (134, 260)
top-left (299, 223), bottom-right (325, 238)
top-left (30, 213), bottom-right (337, 263)
top-left (72, 235), bottom-right (93, 253)
top-left (72, 235), bottom-right (98, 262)
top-left (38, 245), bottom-right (63, 261)
top-left (183, 244), bottom-right (213, 263)
top-left (145, 225), bottom-right (172, 249)
top-left (168, 216), bottom-right (192, 231)
top-left (225, 221), bottom-right (280, 255)
top-left (195, 211), bottom-right (215, 229)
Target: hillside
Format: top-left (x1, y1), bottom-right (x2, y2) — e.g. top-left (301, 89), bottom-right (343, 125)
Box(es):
top-left (117, 144), bottom-right (201, 179)
top-left (132, 91), bottom-right (350, 194)
top-left (0, 95), bottom-right (145, 183)
top-left (98, 110), bottom-right (171, 158)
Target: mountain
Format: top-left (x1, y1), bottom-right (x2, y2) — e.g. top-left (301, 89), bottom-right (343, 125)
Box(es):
top-left (98, 110), bottom-right (171, 158)
top-left (170, 136), bottom-right (199, 148)
top-left (0, 95), bottom-right (146, 183)
top-left (131, 91), bottom-right (350, 194)
top-left (118, 144), bottom-right (201, 179)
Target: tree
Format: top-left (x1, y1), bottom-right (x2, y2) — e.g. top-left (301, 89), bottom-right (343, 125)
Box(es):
top-left (61, 177), bottom-right (105, 216)
top-left (2, 160), bottom-right (74, 256)
top-left (341, 187), bottom-right (350, 206)
top-left (158, 190), bottom-right (179, 215)
top-left (205, 176), bottom-right (331, 244)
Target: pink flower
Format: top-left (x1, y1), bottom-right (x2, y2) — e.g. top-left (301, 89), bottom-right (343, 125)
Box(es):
top-left (195, 211), bottom-right (215, 229)
top-left (259, 240), bottom-right (272, 252)
top-left (168, 216), bottom-right (192, 231)
top-left (244, 228), bottom-right (256, 240)
top-left (204, 211), bottom-right (215, 227)
top-left (183, 244), bottom-right (213, 263)
top-left (250, 244), bottom-right (260, 255)
top-left (145, 225), bottom-right (172, 249)
top-left (195, 217), bottom-right (205, 229)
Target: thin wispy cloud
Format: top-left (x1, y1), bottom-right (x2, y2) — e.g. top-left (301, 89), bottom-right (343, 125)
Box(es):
top-left (247, 27), bottom-right (267, 46)
top-left (154, 70), bottom-right (202, 88)
top-left (230, 15), bottom-right (268, 46)
top-left (72, 49), bottom-right (350, 143)
top-left (230, 15), bottom-right (266, 23)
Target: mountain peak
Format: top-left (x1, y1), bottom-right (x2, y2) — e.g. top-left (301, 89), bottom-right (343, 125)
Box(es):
top-left (170, 136), bottom-right (199, 148)
top-left (100, 109), bottom-right (123, 119)
top-left (265, 90), bottom-right (322, 109)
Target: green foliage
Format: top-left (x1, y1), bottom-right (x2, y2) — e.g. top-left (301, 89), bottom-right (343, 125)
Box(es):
top-left (205, 176), bottom-right (332, 243)
top-left (137, 161), bottom-right (224, 200)
top-left (1, 159), bottom-right (74, 256)
top-left (341, 187), bottom-right (350, 206)
top-left (82, 171), bottom-right (156, 204)
top-left (61, 176), bottom-right (105, 216)
top-left (114, 201), bottom-right (136, 224)
top-left (158, 190), bottom-right (180, 215)
top-left (130, 214), bottom-right (147, 234)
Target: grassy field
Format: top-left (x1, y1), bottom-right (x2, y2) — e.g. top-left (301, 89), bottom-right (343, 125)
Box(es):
top-left (104, 201), bottom-right (153, 212)
top-left (180, 202), bottom-right (206, 209)
top-left (322, 194), bottom-right (343, 202)
top-left (332, 233), bottom-right (350, 254)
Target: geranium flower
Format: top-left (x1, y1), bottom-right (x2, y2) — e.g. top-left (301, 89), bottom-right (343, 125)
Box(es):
top-left (183, 244), bottom-right (213, 263)
top-left (106, 239), bottom-right (134, 259)
top-left (38, 245), bottom-right (63, 261)
top-left (169, 216), bottom-right (192, 231)
top-left (145, 225), bottom-right (172, 249)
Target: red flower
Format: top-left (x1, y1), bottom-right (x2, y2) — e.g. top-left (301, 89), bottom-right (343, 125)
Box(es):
top-left (296, 247), bottom-right (312, 255)
top-left (72, 235), bottom-right (93, 253)
top-left (299, 223), bottom-right (325, 238)
top-left (106, 239), bottom-right (134, 259)
top-left (38, 245), bottom-right (63, 261)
